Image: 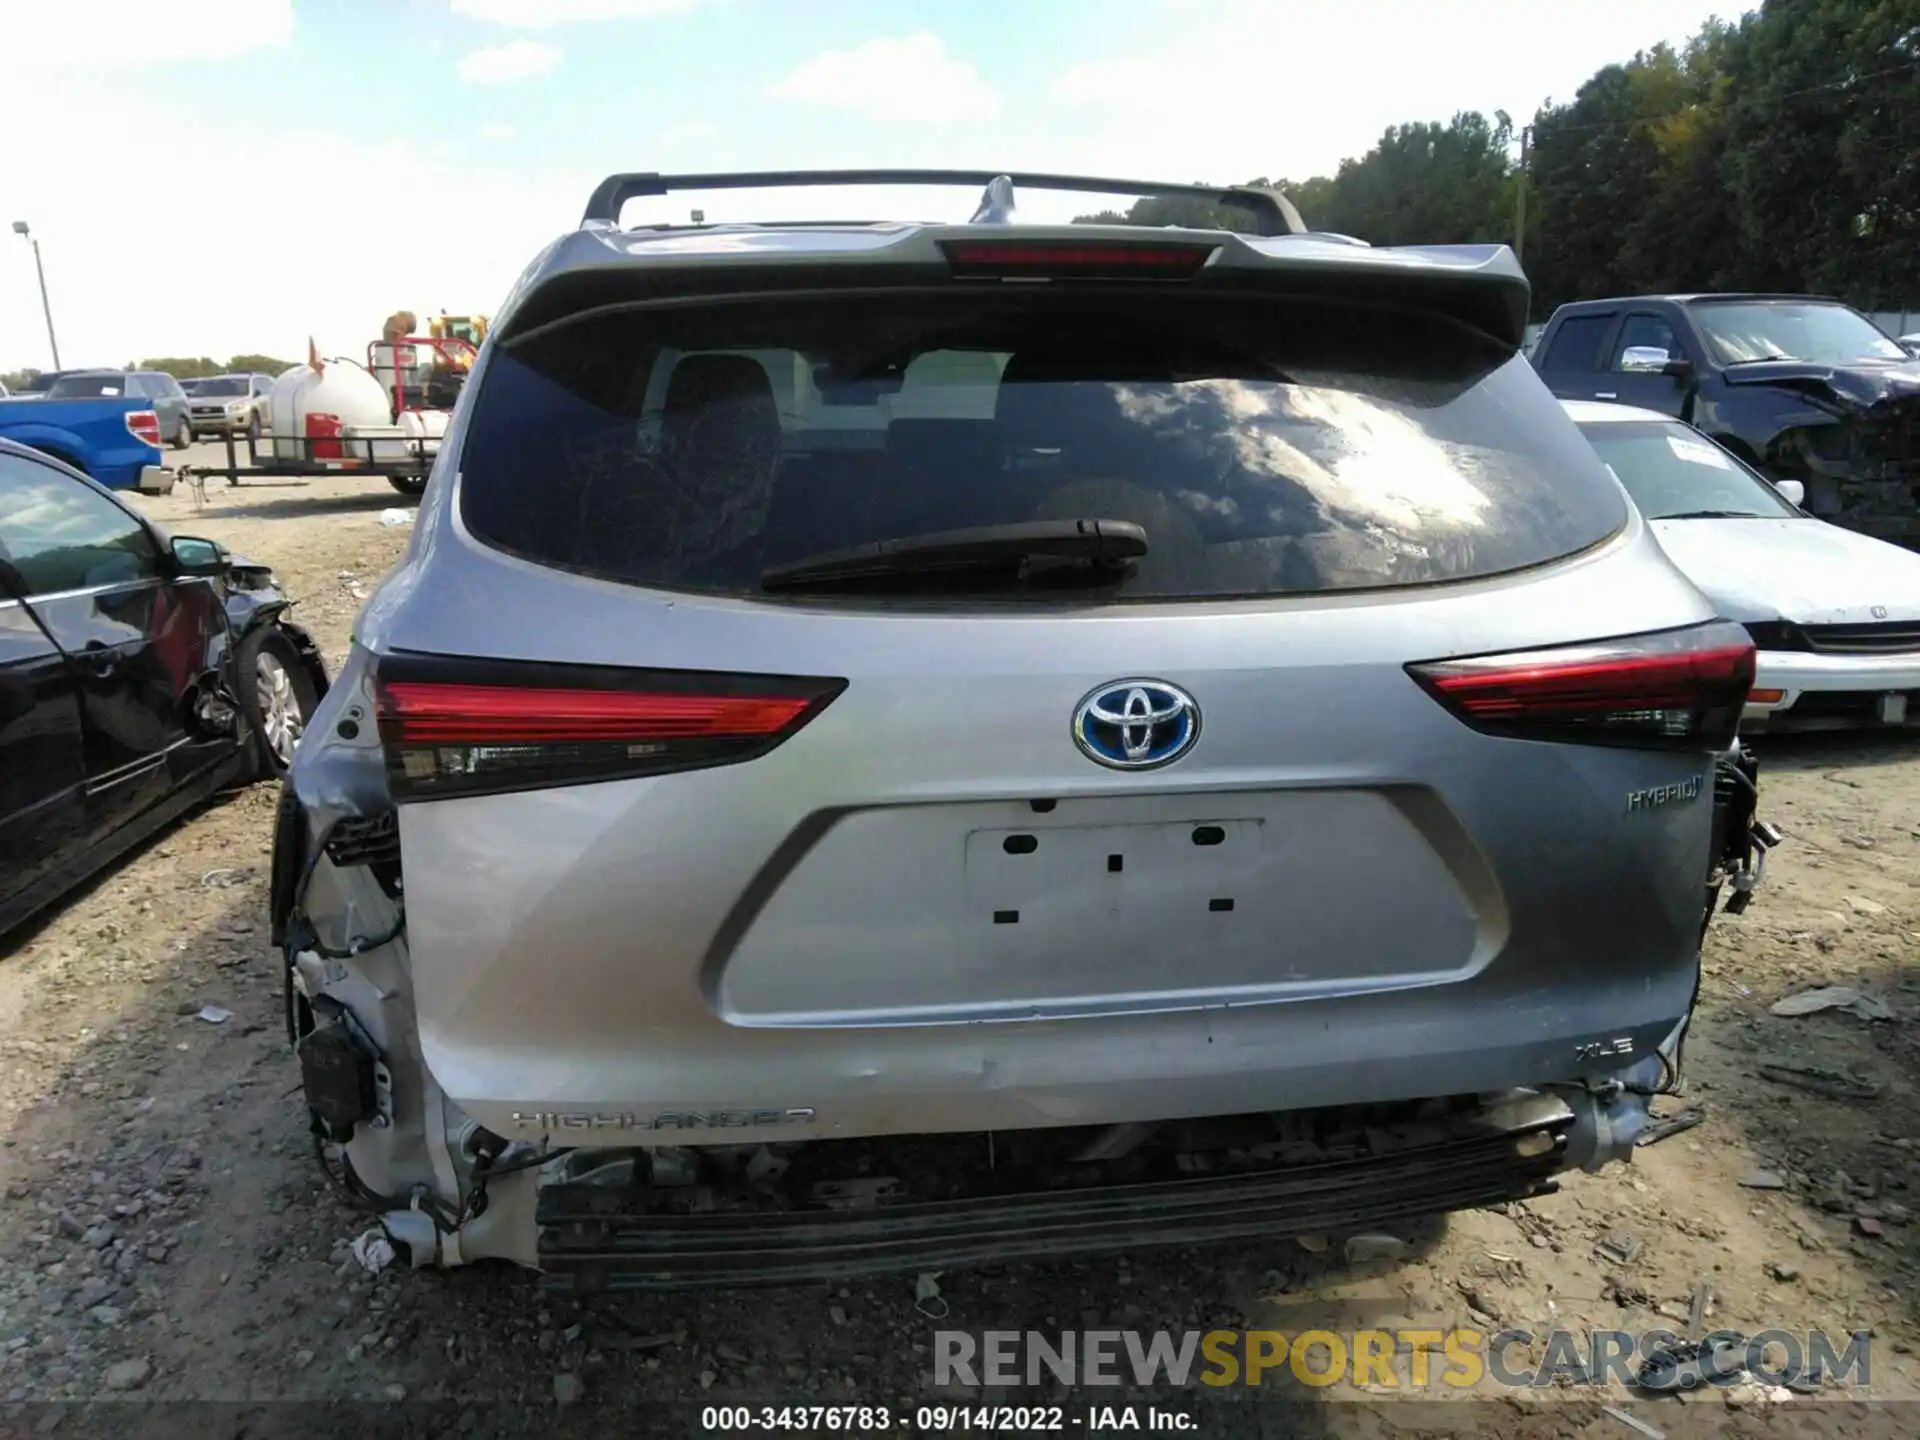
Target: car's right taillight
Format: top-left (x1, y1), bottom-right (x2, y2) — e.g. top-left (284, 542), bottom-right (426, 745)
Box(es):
top-left (373, 656), bottom-right (846, 801)
top-left (125, 410), bottom-right (161, 448)
top-left (1407, 621), bottom-right (1755, 749)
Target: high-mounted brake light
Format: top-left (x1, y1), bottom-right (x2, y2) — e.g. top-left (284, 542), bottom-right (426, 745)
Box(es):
top-left (124, 410), bottom-right (162, 449)
top-left (374, 659), bottom-right (845, 800)
top-left (1407, 621), bottom-right (1755, 749)
top-left (940, 241), bottom-right (1216, 280)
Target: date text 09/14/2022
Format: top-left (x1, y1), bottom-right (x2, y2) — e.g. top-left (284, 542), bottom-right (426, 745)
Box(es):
top-left (699, 1404), bottom-right (1198, 1431)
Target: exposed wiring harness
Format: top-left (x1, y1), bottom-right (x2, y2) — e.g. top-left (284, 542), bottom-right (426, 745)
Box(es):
top-left (285, 811), bottom-right (406, 959)
top-left (312, 1132), bottom-right (462, 1232)
top-left (311, 1129), bottom-right (570, 1234)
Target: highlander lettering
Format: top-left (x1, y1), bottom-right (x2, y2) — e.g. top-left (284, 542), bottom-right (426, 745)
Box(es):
top-left (508, 1108), bottom-right (816, 1132)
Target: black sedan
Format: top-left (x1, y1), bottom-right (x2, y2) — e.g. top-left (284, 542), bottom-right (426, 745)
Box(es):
top-left (0, 436), bottom-right (327, 939)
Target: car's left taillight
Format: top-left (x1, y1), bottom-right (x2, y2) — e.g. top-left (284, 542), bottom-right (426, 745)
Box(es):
top-left (373, 657), bottom-right (846, 801)
top-left (1407, 620), bottom-right (1755, 750)
top-left (125, 410), bottom-right (162, 448)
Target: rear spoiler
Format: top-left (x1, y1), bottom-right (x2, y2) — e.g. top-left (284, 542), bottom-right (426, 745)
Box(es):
top-left (581, 169), bottom-right (1308, 238)
top-left (504, 229), bottom-right (1532, 352)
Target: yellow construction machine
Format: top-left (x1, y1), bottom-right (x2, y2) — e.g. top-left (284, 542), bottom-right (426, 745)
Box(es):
top-left (428, 313), bottom-right (489, 347)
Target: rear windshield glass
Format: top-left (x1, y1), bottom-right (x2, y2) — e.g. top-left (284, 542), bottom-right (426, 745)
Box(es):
top-left (460, 292), bottom-right (1626, 602)
top-left (46, 374), bottom-right (126, 398)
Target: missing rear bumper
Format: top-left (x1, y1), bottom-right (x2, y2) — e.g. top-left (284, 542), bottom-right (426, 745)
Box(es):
top-left (534, 1093), bottom-right (1574, 1291)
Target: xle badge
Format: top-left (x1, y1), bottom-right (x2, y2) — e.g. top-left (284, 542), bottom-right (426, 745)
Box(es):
top-left (1625, 775), bottom-right (1704, 814)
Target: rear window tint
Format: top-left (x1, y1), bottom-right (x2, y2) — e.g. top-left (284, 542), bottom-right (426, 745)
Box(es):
top-left (459, 292), bottom-right (1626, 602)
top-left (47, 374), bottom-right (126, 398)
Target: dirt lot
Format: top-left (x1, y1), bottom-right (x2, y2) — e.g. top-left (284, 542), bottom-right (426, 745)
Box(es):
top-left (3, 451), bottom-right (1920, 1435)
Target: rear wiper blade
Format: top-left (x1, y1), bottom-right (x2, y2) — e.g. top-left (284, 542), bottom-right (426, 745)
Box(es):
top-left (761, 519), bottom-right (1149, 590)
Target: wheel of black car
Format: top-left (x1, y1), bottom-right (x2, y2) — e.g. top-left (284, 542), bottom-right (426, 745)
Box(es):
top-left (387, 474), bottom-right (428, 498)
top-left (240, 629), bottom-right (317, 776)
top-left (172, 416), bottom-right (192, 450)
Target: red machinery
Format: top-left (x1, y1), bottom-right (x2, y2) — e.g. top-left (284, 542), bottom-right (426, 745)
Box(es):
top-left (367, 334), bottom-right (479, 424)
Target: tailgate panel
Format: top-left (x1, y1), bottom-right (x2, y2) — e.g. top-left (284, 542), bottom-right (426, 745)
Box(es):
top-left (717, 788), bottom-right (1482, 1025)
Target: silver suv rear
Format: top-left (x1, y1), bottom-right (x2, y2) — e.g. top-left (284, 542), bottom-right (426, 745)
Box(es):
top-left (275, 170), bottom-right (1770, 1289)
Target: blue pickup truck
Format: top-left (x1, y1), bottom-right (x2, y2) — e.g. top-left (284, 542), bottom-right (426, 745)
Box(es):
top-left (0, 395), bottom-right (172, 492)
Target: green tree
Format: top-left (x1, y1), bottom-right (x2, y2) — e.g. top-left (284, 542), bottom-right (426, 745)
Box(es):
top-left (1075, 182), bottom-right (1278, 232)
top-left (228, 353), bottom-right (297, 374)
top-left (1526, 47), bottom-right (1699, 311)
top-left (1720, 0), bottom-right (1920, 306)
top-left (1073, 114), bottom-right (1515, 247)
top-left (1068, 0), bottom-right (1919, 313)
top-left (139, 356), bottom-right (223, 379)
top-left (1308, 111), bottom-right (1516, 246)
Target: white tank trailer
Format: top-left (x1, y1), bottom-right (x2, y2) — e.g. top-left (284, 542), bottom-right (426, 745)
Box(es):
top-left (267, 359), bottom-right (449, 472)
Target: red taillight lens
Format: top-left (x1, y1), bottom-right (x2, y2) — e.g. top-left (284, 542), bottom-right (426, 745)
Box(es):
top-left (379, 683), bottom-right (814, 743)
top-left (125, 410), bottom-right (161, 448)
top-left (940, 241), bottom-right (1216, 279)
top-left (374, 660), bottom-right (846, 800)
top-left (1407, 621), bottom-right (1756, 749)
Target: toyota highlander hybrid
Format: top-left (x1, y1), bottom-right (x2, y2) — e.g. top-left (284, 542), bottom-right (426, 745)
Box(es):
top-left (272, 170), bottom-right (1773, 1289)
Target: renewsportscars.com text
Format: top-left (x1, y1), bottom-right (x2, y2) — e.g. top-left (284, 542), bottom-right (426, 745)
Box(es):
top-left (933, 1327), bottom-right (1870, 1390)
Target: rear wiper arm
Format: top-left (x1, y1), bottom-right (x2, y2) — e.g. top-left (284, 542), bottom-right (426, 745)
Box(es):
top-left (761, 519), bottom-right (1149, 590)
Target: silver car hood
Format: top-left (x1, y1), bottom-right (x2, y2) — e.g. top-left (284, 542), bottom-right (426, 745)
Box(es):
top-left (1650, 516), bottom-right (1920, 625)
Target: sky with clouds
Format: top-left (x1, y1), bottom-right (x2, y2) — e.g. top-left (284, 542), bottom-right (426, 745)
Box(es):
top-left (0, 0), bottom-right (1742, 373)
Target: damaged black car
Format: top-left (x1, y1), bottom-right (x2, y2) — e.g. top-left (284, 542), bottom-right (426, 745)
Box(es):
top-left (0, 436), bottom-right (327, 939)
top-left (1533, 293), bottom-right (1920, 545)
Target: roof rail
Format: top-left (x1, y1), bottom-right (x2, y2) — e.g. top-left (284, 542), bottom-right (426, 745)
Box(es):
top-left (580, 169), bottom-right (1307, 236)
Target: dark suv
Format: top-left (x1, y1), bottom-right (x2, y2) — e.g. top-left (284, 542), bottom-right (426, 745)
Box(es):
top-left (1531, 294), bottom-right (1920, 545)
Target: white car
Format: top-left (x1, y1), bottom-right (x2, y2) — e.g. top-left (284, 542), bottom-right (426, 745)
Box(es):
top-left (1564, 399), bottom-right (1920, 730)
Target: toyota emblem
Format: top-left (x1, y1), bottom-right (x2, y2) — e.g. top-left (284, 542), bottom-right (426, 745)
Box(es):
top-left (1072, 679), bottom-right (1201, 770)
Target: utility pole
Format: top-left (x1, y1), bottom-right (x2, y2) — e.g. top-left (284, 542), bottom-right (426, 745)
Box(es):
top-left (10, 221), bottom-right (61, 370)
top-left (1513, 126), bottom-right (1530, 264)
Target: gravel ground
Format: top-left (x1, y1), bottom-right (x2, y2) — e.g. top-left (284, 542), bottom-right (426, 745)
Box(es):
top-left (2, 452), bottom-right (1919, 1436)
